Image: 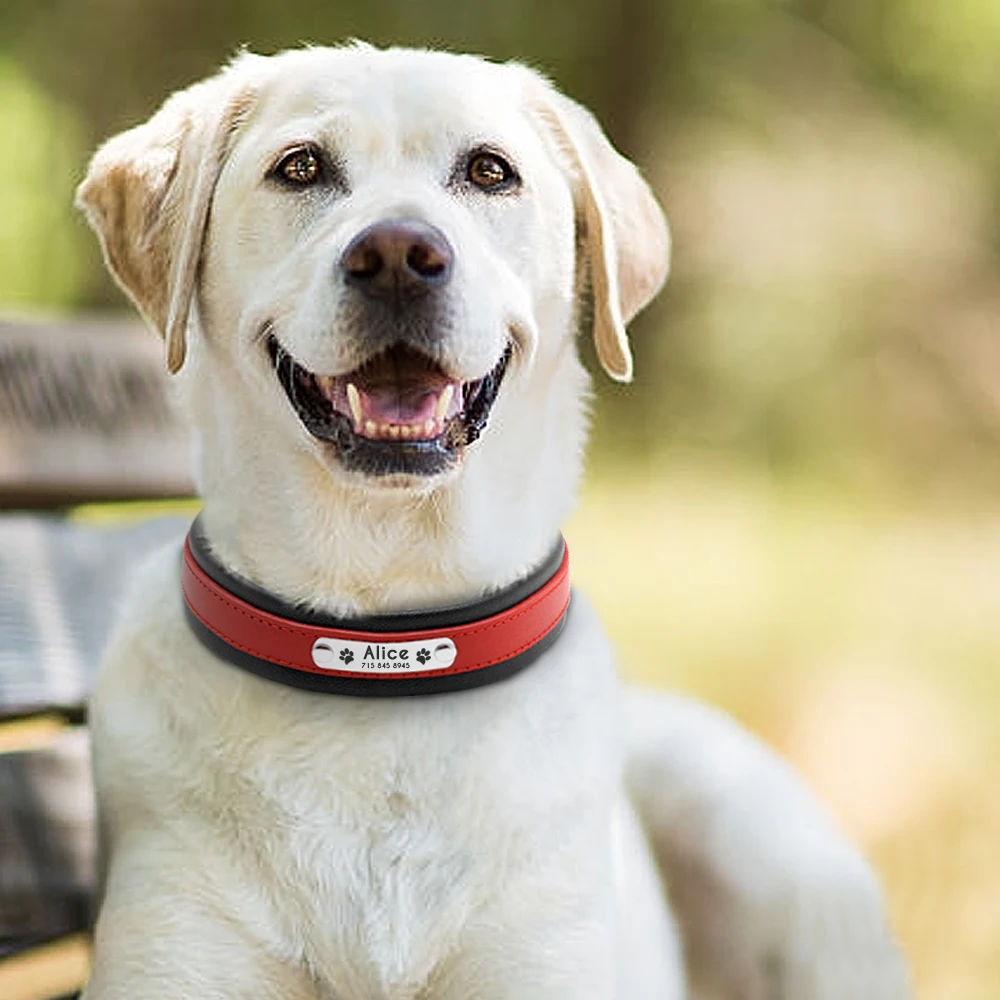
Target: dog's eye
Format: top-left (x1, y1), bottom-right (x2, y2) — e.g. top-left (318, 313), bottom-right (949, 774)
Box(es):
top-left (274, 146), bottom-right (322, 186)
top-left (466, 151), bottom-right (519, 192)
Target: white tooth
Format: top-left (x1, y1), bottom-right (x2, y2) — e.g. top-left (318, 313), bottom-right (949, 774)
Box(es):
top-left (388, 425), bottom-right (400, 438)
top-left (346, 383), bottom-right (362, 425)
top-left (425, 419), bottom-right (436, 434)
top-left (435, 384), bottom-right (454, 421)
top-left (365, 419), bottom-right (376, 436)
top-left (400, 426), bottom-right (411, 439)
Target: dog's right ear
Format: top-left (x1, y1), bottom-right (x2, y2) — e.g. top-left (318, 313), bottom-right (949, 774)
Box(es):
top-left (76, 68), bottom-right (258, 373)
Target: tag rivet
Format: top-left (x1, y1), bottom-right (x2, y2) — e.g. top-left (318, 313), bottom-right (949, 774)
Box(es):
top-left (312, 639), bottom-right (336, 666)
top-left (433, 640), bottom-right (457, 666)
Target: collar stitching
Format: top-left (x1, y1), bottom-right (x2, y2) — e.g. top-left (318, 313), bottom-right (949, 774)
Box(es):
top-left (184, 548), bottom-right (565, 640)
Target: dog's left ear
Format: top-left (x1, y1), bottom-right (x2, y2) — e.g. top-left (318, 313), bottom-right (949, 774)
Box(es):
top-left (528, 81), bottom-right (670, 382)
top-left (76, 67), bottom-right (258, 373)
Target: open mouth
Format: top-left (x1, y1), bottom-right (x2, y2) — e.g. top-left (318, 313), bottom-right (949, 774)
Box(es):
top-left (267, 336), bottom-right (511, 477)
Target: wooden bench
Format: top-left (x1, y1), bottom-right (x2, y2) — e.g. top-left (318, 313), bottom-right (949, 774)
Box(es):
top-left (0, 316), bottom-right (195, 999)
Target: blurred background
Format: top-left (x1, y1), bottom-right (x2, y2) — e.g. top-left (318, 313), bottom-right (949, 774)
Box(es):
top-left (1, 0), bottom-right (998, 995)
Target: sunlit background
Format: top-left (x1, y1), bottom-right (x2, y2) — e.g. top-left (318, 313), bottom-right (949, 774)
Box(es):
top-left (2, 1), bottom-right (999, 995)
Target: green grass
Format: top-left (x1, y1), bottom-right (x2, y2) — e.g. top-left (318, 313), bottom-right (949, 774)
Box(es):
top-left (71, 497), bottom-right (202, 524)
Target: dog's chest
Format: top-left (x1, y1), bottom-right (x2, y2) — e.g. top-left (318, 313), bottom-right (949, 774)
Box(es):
top-left (195, 673), bottom-right (611, 999)
top-left (277, 766), bottom-right (484, 998)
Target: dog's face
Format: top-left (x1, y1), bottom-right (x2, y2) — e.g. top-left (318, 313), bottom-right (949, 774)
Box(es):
top-left (202, 48), bottom-right (581, 482)
top-left (77, 45), bottom-right (669, 494)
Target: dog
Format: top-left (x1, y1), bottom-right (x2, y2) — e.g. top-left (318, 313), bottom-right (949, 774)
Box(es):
top-left (76, 43), bottom-right (910, 999)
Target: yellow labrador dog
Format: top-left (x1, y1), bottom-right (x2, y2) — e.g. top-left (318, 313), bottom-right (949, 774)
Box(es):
top-left (77, 44), bottom-right (909, 1000)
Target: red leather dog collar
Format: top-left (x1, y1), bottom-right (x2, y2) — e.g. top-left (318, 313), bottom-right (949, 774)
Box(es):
top-left (181, 517), bottom-right (571, 697)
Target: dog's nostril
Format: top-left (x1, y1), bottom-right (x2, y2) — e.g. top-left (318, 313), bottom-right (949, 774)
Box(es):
top-left (406, 241), bottom-right (448, 280)
top-left (340, 218), bottom-right (453, 298)
top-left (342, 242), bottom-right (384, 281)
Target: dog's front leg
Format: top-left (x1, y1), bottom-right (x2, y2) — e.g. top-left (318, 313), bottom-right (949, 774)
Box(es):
top-left (82, 846), bottom-right (319, 1000)
top-left (624, 688), bottom-right (911, 1000)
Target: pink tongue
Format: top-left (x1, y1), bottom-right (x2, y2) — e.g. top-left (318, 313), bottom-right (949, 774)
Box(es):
top-left (323, 374), bottom-right (464, 439)
top-left (361, 385), bottom-right (439, 424)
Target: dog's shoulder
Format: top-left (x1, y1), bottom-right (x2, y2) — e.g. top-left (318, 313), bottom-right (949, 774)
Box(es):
top-left (93, 535), bottom-right (190, 688)
top-left (89, 537), bottom-right (221, 798)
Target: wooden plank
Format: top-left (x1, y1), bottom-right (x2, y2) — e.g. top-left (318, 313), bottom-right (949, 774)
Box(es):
top-left (0, 713), bottom-right (71, 753)
top-left (0, 934), bottom-right (89, 1000)
top-left (0, 317), bottom-right (194, 507)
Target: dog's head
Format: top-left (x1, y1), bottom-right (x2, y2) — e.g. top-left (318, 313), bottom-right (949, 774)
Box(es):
top-left (77, 45), bottom-right (668, 493)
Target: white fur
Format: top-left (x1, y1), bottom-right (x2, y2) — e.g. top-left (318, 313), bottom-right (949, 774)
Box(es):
top-left (77, 45), bottom-right (909, 999)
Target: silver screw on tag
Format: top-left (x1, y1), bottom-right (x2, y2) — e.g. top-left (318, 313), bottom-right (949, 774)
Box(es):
top-left (431, 638), bottom-right (457, 666)
top-left (312, 639), bottom-right (337, 666)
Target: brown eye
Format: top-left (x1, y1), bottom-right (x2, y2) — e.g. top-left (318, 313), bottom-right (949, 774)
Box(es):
top-left (276, 146), bottom-right (321, 186)
top-left (467, 151), bottom-right (517, 191)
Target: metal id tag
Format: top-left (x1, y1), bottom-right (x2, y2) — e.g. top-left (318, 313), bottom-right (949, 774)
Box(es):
top-left (311, 636), bottom-right (458, 673)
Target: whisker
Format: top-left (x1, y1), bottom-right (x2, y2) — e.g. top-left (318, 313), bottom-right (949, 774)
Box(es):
top-left (254, 319), bottom-right (275, 347)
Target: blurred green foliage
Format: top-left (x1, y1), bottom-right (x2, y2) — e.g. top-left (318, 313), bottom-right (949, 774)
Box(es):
top-left (0, 58), bottom-right (85, 305)
top-left (1, 0), bottom-right (999, 499)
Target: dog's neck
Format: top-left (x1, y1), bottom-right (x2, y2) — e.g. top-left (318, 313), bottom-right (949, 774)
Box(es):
top-left (189, 351), bottom-right (589, 618)
top-left (196, 471), bottom-right (567, 618)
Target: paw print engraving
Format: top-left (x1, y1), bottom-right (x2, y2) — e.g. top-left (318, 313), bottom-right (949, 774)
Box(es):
top-left (339, 648), bottom-right (354, 664)
top-left (416, 648), bottom-right (431, 664)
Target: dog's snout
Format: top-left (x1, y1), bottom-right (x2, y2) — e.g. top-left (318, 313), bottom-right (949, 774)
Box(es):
top-left (340, 219), bottom-right (453, 301)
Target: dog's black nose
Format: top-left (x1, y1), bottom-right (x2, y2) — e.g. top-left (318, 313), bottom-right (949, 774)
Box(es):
top-left (340, 219), bottom-right (453, 302)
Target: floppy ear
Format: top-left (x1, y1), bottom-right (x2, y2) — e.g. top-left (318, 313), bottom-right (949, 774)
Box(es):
top-left (76, 72), bottom-right (256, 373)
top-left (530, 84), bottom-right (670, 382)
